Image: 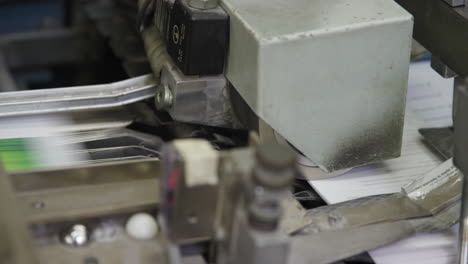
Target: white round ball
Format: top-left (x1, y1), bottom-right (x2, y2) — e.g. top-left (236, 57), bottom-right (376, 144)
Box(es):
top-left (125, 213), bottom-right (159, 240)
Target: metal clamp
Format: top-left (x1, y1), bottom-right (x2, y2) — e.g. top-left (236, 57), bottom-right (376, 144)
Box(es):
top-left (156, 62), bottom-right (242, 129)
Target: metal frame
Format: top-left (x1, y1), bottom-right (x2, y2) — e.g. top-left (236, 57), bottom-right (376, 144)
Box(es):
top-left (396, 0), bottom-right (468, 77)
top-left (0, 159), bottom-right (164, 264)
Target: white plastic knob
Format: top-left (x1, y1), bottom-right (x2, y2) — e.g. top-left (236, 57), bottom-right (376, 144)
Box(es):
top-left (125, 213), bottom-right (159, 240)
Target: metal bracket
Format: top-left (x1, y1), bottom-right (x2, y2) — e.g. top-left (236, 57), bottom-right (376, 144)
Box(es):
top-left (431, 56), bottom-right (458, 78)
top-left (156, 62), bottom-right (242, 129)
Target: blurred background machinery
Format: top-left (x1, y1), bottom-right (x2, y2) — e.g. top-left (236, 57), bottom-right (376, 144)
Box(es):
top-left (1, 0), bottom-right (468, 264)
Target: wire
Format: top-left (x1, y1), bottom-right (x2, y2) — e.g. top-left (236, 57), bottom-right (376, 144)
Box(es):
top-left (137, 0), bottom-right (156, 33)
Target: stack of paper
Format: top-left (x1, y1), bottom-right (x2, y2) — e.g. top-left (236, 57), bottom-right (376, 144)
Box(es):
top-left (308, 61), bottom-right (457, 264)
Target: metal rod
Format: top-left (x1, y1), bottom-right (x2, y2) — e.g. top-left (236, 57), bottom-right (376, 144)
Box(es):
top-left (455, 77), bottom-right (468, 264)
top-left (459, 173), bottom-right (468, 264)
top-left (0, 74), bottom-right (158, 117)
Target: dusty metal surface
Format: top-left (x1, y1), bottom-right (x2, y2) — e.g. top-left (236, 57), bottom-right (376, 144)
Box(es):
top-left (19, 179), bottom-right (159, 224)
top-left (11, 160), bottom-right (160, 224)
top-left (223, 0), bottom-right (413, 172)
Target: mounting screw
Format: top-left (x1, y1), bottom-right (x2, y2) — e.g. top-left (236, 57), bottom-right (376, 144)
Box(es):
top-left (187, 0), bottom-right (219, 10)
top-left (31, 201), bottom-right (45, 209)
top-left (253, 143), bottom-right (296, 189)
top-left (155, 84), bottom-right (173, 111)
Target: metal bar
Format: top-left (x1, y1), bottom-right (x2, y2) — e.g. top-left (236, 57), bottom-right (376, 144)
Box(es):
top-left (395, 0), bottom-right (468, 76)
top-left (10, 159), bottom-right (159, 192)
top-left (10, 160), bottom-right (160, 223)
top-left (454, 77), bottom-right (468, 175)
top-left (19, 179), bottom-right (159, 224)
top-left (454, 77), bottom-right (468, 264)
top-left (0, 74), bottom-right (158, 117)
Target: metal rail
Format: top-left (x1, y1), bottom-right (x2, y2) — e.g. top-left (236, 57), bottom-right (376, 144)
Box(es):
top-left (0, 74), bottom-right (158, 117)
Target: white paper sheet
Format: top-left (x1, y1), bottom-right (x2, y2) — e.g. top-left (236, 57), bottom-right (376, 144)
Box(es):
top-left (369, 226), bottom-right (457, 264)
top-left (308, 61), bottom-right (457, 263)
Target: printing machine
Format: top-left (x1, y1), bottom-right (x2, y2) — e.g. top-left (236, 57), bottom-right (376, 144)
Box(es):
top-left (0, 0), bottom-right (467, 263)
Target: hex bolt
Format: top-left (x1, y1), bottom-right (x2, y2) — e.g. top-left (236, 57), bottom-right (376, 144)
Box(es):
top-left (31, 201), bottom-right (45, 209)
top-left (248, 198), bottom-right (282, 231)
top-left (187, 0), bottom-right (219, 10)
top-left (253, 143), bottom-right (296, 189)
top-left (155, 84), bottom-right (174, 111)
top-left (247, 143), bottom-right (297, 230)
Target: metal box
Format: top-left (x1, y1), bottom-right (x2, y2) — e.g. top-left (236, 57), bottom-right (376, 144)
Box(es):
top-left (221, 0), bottom-right (414, 172)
